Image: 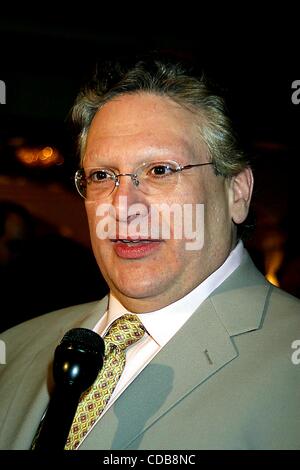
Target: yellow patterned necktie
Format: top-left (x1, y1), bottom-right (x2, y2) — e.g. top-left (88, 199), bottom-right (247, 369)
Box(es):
top-left (65, 314), bottom-right (145, 450)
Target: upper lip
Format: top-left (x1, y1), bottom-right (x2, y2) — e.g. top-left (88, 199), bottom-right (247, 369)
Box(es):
top-left (111, 237), bottom-right (161, 242)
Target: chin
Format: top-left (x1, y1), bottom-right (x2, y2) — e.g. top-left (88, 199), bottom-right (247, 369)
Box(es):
top-left (115, 279), bottom-right (159, 299)
top-left (111, 270), bottom-right (174, 301)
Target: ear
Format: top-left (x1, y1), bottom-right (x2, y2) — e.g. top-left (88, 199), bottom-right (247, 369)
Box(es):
top-left (228, 167), bottom-right (254, 224)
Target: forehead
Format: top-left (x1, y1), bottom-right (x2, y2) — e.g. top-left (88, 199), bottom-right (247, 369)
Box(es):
top-left (84, 92), bottom-right (206, 165)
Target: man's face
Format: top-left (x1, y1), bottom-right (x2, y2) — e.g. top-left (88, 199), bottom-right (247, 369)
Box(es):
top-left (84, 93), bottom-right (235, 312)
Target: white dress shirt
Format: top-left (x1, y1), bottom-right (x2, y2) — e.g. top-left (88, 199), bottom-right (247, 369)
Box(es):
top-left (82, 241), bottom-right (246, 446)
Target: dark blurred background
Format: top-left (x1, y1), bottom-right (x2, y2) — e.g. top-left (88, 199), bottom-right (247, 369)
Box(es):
top-left (0, 12), bottom-right (299, 332)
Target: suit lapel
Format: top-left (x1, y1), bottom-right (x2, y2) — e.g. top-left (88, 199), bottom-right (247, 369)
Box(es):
top-left (7, 341), bottom-right (58, 449)
top-left (210, 253), bottom-right (271, 336)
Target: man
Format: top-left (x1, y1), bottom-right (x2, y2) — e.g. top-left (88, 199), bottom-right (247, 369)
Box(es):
top-left (0, 54), bottom-right (299, 450)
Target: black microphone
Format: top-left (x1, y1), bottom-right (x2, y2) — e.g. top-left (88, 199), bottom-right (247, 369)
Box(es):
top-left (32, 328), bottom-right (105, 450)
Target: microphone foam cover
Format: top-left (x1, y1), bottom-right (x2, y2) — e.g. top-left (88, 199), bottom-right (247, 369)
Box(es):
top-left (61, 328), bottom-right (105, 356)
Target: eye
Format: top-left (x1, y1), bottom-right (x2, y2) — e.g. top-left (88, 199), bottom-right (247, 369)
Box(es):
top-left (148, 163), bottom-right (177, 178)
top-left (87, 169), bottom-right (113, 183)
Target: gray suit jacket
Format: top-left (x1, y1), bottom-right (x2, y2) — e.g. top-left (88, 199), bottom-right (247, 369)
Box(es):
top-left (0, 252), bottom-right (299, 450)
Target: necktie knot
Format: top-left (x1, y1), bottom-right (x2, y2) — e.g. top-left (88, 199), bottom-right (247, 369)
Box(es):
top-left (104, 314), bottom-right (145, 352)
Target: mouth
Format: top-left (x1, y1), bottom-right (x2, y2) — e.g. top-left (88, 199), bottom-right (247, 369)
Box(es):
top-left (111, 237), bottom-right (160, 244)
top-left (111, 238), bottom-right (162, 259)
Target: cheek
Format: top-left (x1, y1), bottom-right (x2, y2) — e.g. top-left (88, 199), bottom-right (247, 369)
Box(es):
top-left (160, 238), bottom-right (198, 280)
top-left (85, 203), bottom-right (110, 259)
top-left (85, 205), bottom-right (98, 245)
top-left (86, 201), bottom-right (116, 242)
top-left (204, 190), bottom-right (232, 244)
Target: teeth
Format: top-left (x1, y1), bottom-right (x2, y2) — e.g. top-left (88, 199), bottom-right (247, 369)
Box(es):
top-left (121, 239), bottom-right (144, 243)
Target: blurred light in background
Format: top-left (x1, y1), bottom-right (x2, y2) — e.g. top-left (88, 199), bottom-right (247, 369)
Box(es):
top-left (16, 146), bottom-right (64, 167)
top-left (265, 252), bottom-right (283, 287)
top-left (263, 232), bottom-right (285, 287)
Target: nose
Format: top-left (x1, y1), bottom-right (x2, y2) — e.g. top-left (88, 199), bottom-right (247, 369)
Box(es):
top-left (111, 174), bottom-right (149, 223)
top-left (115, 173), bottom-right (139, 190)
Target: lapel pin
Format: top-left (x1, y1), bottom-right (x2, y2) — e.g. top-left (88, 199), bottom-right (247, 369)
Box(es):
top-left (204, 349), bottom-right (213, 365)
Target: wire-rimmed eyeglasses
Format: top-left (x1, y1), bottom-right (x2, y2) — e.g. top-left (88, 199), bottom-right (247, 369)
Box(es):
top-left (75, 160), bottom-right (214, 200)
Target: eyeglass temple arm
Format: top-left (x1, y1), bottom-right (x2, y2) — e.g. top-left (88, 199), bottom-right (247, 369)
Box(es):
top-left (180, 162), bottom-right (213, 171)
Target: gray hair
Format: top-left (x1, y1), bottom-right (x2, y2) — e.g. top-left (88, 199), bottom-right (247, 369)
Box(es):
top-left (71, 56), bottom-right (248, 177)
